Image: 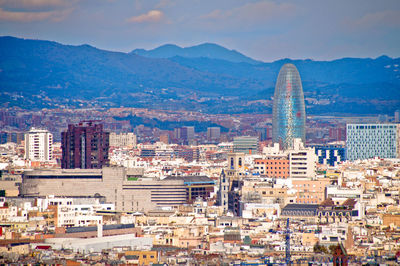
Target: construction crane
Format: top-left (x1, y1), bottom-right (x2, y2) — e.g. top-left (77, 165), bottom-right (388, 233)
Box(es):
top-left (285, 218), bottom-right (291, 265)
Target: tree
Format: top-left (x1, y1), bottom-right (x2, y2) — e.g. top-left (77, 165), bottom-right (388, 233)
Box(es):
top-left (314, 242), bottom-right (328, 254)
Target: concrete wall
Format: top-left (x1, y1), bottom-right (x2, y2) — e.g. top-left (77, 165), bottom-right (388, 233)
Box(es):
top-left (21, 167), bottom-right (187, 212)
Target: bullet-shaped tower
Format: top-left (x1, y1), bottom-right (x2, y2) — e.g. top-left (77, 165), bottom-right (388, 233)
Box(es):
top-left (272, 63), bottom-right (306, 150)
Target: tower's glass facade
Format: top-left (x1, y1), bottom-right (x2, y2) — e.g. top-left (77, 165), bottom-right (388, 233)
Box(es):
top-left (272, 63), bottom-right (306, 150)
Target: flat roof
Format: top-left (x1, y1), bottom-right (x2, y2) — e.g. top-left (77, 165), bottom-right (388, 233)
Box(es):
top-left (24, 169), bottom-right (102, 176)
top-left (164, 176), bottom-right (215, 185)
top-left (66, 224), bottom-right (134, 233)
top-left (283, 204), bottom-right (319, 210)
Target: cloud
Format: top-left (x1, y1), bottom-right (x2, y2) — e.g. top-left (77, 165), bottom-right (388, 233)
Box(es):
top-left (126, 10), bottom-right (164, 23)
top-left (0, 0), bottom-right (77, 22)
top-left (0, 6), bottom-right (72, 22)
top-left (347, 10), bottom-right (400, 30)
top-left (0, 0), bottom-right (70, 11)
top-left (200, 1), bottom-right (297, 30)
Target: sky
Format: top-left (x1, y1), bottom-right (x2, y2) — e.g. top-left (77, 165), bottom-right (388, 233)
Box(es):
top-left (0, 0), bottom-right (399, 62)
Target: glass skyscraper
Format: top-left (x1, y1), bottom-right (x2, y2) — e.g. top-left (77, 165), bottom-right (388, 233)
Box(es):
top-left (346, 124), bottom-right (399, 161)
top-left (272, 63), bottom-right (306, 150)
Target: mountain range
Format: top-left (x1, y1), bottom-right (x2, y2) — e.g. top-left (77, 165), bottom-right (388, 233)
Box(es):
top-left (131, 43), bottom-right (261, 64)
top-left (0, 36), bottom-right (399, 114)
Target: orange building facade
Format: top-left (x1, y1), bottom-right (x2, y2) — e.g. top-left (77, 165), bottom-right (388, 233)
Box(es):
top-left (254, 158), bottom-right (290, 179)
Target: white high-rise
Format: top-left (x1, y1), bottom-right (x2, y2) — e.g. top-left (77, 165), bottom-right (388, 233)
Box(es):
top-left (24, 128), bottom-right (53, 162)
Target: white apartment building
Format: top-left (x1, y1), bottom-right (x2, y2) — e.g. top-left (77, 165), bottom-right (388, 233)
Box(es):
top-left (346, 123), bottom-right (399, 161)
top-left (24, 128), bottom-right (53, 162)
top-left (288, 139), bottom-right (317, 179)
top-left (109, 132), bottom-right (137, 148)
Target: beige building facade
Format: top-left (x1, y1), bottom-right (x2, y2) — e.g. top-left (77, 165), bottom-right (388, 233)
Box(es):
top-left (20, 167), bottom-right (186, 212)
top-left (109, 132), bottom-right (137, 148)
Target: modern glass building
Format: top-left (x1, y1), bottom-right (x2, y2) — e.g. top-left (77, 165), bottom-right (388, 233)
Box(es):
top-left (346, 124), bottom-right (399, 161)
top-left (233, 136), bottom-right (259, 154)
top-left (272, 63), bottom-right (306, 150)
top-left (312, 144), bottom-right (346, 166)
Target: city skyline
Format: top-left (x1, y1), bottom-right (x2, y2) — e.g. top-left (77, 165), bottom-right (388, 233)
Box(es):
top-left (1, 1), bottom-right (400, 264)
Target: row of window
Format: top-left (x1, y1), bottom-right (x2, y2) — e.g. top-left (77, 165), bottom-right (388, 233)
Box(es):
top-left (256, 166), bottom-right (288, 170)
top-left (255, 161), bottom-right (288, 165)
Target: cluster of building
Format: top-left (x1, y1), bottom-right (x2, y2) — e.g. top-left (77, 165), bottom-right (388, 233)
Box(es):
top-left (1, 64), bottom-right (400, 264)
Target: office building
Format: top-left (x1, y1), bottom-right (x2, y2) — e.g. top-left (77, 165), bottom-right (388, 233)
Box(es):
top-left (346, 123), bottom-right (399, 161)
top-left (174, 126), bottom-right (195, 145)
top-left (109, 132), bottom-right (136, 148)
top-left (61, 121), bottom-right (109, 169)
top-left (24, 128), bottom-right (53, 162)
top-left (207, 127), bottom-right (221, 143)
top-left (163, 176), bottom-right (215, 203)
top-left (272, 64), bottom-right (306, 150)
top-left (312, 144), bottom-right (346, 166)
top-left (0, 131), bottom-right (24, 144)
top-left (233, 136), bottom-right (259, 154)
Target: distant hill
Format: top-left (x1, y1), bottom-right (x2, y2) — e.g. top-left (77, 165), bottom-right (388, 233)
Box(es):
top-left (131, 43), bottom-right (261, 64)
top-left (0, 36), bottom-right (399, 114)
top-left (0, 36), bottom-right (262, 98)
top-left (170, 56), bottom-right (400, 86)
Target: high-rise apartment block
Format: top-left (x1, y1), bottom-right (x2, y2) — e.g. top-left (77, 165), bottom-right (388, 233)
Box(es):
top-left (24, 128), bottom-right (53, 162)
top-left (109, 132), bottom-right (137, 148)
top-left (233, 136), bottom-right (259, 154)
top-left (174, 126), bottom-right (195, 145)
top-left (61, 121), bottom-right (109, 169)
top-left (346, 123), bottom-right (399, 161)
top-left (1, 132), bottom-right (24, 144)
top-left (272, 64), bottom-right (306, 150)
top-left (207, 127), bottom-right (221, 143)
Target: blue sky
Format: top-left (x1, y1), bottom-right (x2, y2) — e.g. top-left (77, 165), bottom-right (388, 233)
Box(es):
top-left (0, 0), bottom-right (399, 61)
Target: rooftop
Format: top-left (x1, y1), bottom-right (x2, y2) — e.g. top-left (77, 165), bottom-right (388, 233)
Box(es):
top-left (163, 175), bottom-right (214, 185)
